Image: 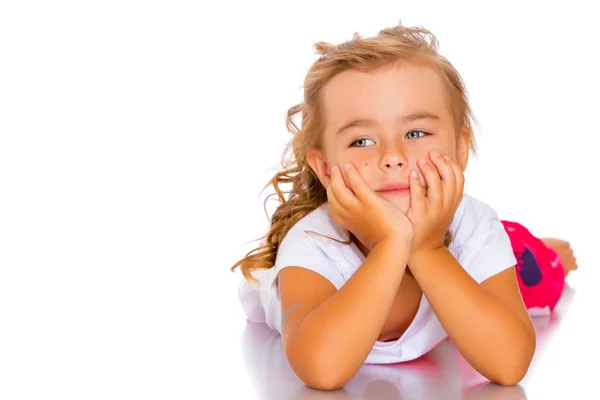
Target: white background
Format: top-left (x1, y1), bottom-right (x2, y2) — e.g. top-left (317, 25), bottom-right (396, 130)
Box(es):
top-left (1, 1), bottom-right (598, 398)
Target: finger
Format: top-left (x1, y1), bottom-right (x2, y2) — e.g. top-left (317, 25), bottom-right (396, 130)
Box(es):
top-left (444, 156), bottom-right (465, 206)
top-left (343, 163), bottom-right (375, 204)
top-left (326, 168), bottom-right (349, 223)
top-left (326, 180), bottom-right (343, 219)
top-left (429, 151), bottom-right (456, 209)
top-left (329, 165), bottom-right (358, 210)
top-left (418, 155), bottom-right (443, 208)
top-left (326, 170), bottom-right (339, 204)
top-left (409, 170), bottom-right (427, 216)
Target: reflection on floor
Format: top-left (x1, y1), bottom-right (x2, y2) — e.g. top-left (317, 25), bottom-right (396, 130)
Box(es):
top-left (239, 285), bottom-right (576, 399)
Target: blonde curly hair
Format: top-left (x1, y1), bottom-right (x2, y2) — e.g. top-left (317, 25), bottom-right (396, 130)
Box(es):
top-left (230, 22), bottom-right (477, 283)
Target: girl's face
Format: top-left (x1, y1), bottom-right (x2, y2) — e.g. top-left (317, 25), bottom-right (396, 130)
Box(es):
top-left (307, 63), bottom-right (469, 214)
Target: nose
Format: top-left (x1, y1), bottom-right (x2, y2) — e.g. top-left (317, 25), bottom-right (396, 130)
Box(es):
top-left (379, 145), bottom-right (407, 171)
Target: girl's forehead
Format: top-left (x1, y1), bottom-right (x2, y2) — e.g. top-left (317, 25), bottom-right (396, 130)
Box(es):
top-left (321, 65), bottom-right (452, 131)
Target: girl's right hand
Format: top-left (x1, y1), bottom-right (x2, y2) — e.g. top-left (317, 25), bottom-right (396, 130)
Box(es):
top-left (326, 163), bottom-right (414, 250)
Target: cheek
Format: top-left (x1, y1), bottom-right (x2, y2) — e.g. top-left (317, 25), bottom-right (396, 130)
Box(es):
top-left (335, 150), bottom-right (371, 171)
top-left (347, 151), bottom-right (373, 168)
top-left (434, 136), bottom-right (458, 158)
top-left (355, 163), bottom-right (380, 190)
top-left (415, 141), bottom-right (457, 163)
top-left (356, 163), bottom-right (373, 177)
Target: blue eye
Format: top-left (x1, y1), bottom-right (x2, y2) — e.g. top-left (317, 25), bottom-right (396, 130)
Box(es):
top-left (406, 131), bottom-right (428, 139)
top-left (350, 138), bottom-right (375, 147)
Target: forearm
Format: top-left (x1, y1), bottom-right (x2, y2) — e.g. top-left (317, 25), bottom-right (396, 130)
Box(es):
top-left (408, 248), bottom-right (535, 385)
top-left (292, 238), bottom-right (410, 388)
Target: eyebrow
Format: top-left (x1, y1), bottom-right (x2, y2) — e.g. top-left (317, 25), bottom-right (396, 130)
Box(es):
top-left (335, 112), bottom-right (440, 135)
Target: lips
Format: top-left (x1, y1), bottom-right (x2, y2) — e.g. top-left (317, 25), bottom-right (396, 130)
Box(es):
top-left (376, 184), bottom-right (410, 192)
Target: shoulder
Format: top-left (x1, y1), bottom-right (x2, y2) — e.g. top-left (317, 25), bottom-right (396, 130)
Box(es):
top-left (449, 193), bottom-right (516, 281)
top-left (449, 193), bottom-right (501, 246)
top-left (273, 202), bottom-right (348, 287)
top-left (451, 193), bottom-right (500, 230)
top-left (284, 202), bottom-right (348, 241)
top-left (278, 202), bottom-right (349, 253)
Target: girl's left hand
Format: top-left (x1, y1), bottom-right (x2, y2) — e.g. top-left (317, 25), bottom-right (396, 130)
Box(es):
top-left (406, 150), bottom-right (464, 256)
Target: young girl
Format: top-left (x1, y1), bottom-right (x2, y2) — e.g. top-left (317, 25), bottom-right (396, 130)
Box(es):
top-left (230, 23), bottom-right (577, 391)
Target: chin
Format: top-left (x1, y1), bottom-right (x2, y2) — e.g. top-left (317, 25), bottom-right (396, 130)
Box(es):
top-left (387, 197), bottom-right (410, 214)
top-left (393, 203), bottom-right (410, 215)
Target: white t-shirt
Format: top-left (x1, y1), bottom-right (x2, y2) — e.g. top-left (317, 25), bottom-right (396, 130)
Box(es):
top-left (237, 193), bottom-right (517, 364)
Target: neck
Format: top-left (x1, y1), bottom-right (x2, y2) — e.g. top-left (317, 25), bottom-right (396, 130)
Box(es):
top-left (350, 233), bottom-right (371, 257)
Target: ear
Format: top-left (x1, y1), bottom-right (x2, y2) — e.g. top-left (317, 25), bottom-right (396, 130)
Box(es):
top-left (306, 148), bottom-right (331, 187)
top-left (456, 126), bottom-right (470, 171)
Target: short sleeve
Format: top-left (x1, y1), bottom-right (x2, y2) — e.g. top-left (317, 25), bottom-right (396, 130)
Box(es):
top-left (257, 208), bottom-right (349, 334)
top-left (274, 230), bottom-right (346, 289)
top-left (453, 198), bottom-right (517, 284)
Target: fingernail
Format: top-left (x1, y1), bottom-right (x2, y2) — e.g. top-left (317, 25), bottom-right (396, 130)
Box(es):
top-left (444, 155), bottom-right (451, 161)
top-left (344, 163), bottom-right (351, 170)
top-left (431, 150), bottom-right (440, 157)
top-left (331, 165), bottom-right (338, 173)
top-left (418, 156), bottom-right (427, 163)
top-left (411, 170), bottom-right (418, 178)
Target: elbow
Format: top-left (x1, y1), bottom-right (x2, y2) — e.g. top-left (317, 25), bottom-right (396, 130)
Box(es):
top-left (285, 342), bottom-right (350, 391)
top-left (296, 359), bottom-right (349, 391)
top-left (490, 333), bottom-right (536, 386)
top-left (488, 357), bottom-right (531, 386)
top-left (298, 352), bottom-right (353, 391)
top-left (491, 368), bottom-right (527, 387)
top-left (304, 375), bottom-right (347, 391)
